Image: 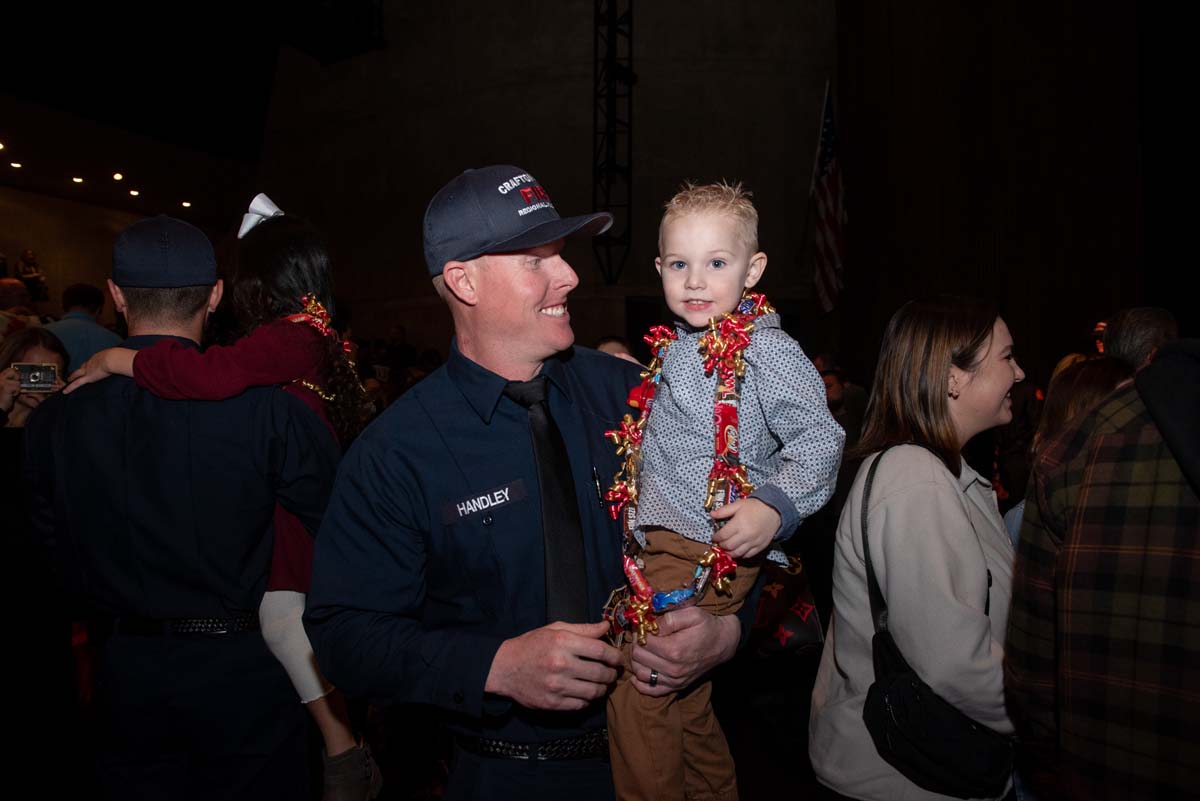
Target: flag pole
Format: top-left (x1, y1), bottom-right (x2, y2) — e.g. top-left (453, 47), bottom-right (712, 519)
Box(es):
top-left (800, 79), bottom-right (831, 287)
top-left (808, 79), bottom-right (831, 196)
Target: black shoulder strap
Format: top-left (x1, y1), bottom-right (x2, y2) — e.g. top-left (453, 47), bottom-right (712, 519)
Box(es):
top-left (861, 449), bottom-right (889, 633)
top-left (860, 443), bottom-right (994, 632)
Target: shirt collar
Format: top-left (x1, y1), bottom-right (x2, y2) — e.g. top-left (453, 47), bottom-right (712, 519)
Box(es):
top-left (958, 459), bottom-right (990, 492)
top-left (63, 310), bottom-right (95, 322)
top-left (122, 334), bottom-right (199, 352)
top-left (446, 339), bottom-right (572, 423)
top-left (672, 310), bottom-right (782, 339)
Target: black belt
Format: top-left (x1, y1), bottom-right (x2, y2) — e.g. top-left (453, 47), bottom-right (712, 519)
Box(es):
top-left (98, 613), bottom-right (259, 637)
top-left (455, 728), bottom-right (608, 761)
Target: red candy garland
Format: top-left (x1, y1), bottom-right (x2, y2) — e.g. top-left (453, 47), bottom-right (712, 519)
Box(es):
top-left (603, 292), bottom-right (775, 644)
top-left (284, 294), bottom-right (355, 401)
top-left (285, 294), bottom-right (354, 357)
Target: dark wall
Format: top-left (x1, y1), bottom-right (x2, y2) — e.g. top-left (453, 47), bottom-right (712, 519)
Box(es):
top-left (255, 1), bottom-right (837, 350)
top-left (836, 0), bottom-right (1150, 389)
top-left (4, 0), bottom-right (1175, 385)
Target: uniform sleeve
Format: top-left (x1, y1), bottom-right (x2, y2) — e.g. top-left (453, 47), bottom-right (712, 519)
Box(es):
top-left (134, 320), bottom-right (324, 400)
top-left (873, 477), bottom-right (1014, 733)
top-left (304, 429), bottom-right (506, 716)
top-left (261, 390), bottom-right (342, 536)
top-left (1004, 453), bottom-right (1065, 790)
top-left (746, 330), bottom-right (845, 539)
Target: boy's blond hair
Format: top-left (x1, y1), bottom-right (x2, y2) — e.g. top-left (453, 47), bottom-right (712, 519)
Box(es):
top-left (659, 180), bottom-right (759, 252)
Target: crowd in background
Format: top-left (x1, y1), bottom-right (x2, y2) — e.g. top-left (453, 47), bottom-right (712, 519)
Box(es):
top-left (1, 208), bottom-right (1194, 801)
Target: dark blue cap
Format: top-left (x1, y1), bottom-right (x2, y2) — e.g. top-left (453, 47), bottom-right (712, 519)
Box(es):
top-left (422, 165), bottom-right (612, 276)
top-left (112, 215), bottom-right (217, 287)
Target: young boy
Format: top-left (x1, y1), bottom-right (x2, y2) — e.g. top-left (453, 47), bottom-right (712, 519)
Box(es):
top-left (606, 182), bottom-right (844, 801)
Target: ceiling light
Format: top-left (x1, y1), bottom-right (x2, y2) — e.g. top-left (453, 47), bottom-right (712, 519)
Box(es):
top-left (72, 177), bottom-right (84, 183)
top-left (9, 162), bottom-right (21, 168)
top-left (112, 172), bottom-right (123, 181)
top-left (129, 189), bottom-right (140, 197)
top-left (181, 201), bottom-right (192, 208)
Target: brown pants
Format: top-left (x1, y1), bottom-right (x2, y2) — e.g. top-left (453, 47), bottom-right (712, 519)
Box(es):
top-left (607, 531), bottom-right (761, 801)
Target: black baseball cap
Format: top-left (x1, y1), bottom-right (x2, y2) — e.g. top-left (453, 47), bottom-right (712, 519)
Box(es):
top-left (112, 215), bottom-right (217, 288)
top-left (423, 165), bottom-right (612, 276)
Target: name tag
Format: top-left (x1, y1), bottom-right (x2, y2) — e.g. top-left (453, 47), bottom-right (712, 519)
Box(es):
top-left (443, 480), bottom-right (527, 523)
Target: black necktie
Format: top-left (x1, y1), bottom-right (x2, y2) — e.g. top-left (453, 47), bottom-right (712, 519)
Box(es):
top-left (504, 376), bottom-right (589, 623)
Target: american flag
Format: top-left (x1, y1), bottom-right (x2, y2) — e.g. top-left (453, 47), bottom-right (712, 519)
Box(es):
top-left (810, 85), bottom-right (846, 312)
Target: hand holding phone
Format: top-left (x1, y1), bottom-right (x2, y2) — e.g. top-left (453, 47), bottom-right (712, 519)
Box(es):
top-left (0, 367), bottom-right (20, 413)
top-left (13, 362), bottom-right (59, 393)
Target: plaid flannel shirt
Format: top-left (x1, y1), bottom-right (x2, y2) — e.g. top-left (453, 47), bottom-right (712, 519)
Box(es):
top-left (1004, 380), bottom-right (1200, 799)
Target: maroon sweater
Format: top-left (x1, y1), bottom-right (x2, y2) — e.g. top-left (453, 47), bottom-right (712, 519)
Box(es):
top-left (133, 318), bottom-right (334, 591)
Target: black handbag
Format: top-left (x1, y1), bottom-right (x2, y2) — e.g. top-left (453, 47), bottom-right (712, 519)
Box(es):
top-left (859, 448), bottom-right (1013, 799)
top-left (748, 554), bottom-right (825, 658)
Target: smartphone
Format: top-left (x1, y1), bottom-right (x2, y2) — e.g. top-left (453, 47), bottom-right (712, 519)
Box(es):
top-left (13, 362), bottom-right (58, 392)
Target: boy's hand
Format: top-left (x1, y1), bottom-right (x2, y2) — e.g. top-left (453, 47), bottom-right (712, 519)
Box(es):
top-left (710, 497), bottom-right (779, 559)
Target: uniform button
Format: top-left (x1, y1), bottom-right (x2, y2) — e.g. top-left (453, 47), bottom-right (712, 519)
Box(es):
top-left (454, 691), bottom-right (465, 704)
top-left (482, 514), bottom-right (494, 526)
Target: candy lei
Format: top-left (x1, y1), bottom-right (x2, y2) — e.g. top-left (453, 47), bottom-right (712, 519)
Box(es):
top-left (284, 294), bottom-right (338, 339)
top-left (603, 292), bottom-right (775, 645)
top-left (284, 294), bottom-right (353, 401)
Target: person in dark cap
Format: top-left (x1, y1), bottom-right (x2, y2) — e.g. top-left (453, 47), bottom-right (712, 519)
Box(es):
top-left (24, 215), bottom-right (341, 801)
top-left (306, 167), bottom-right (759, 801)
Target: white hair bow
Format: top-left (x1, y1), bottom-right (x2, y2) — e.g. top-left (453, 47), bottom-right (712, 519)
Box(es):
top-left (238, 193), bottom-right (284, 239)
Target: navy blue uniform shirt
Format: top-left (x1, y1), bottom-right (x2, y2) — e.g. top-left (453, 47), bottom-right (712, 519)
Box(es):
top-left (25, 334), bottom-right (341, 619)
top-left (307, 343), bottom-right (643, 742)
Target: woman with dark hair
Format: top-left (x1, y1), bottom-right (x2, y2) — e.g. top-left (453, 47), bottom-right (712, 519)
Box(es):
top-left (1, 327), bottom-right (69, 428)
top-left (2, 327), bottom-right (69, 545)
top-left (68, 195), bottom-right (377, 800)
top-left (809, 297), bottom-right (1024, 801)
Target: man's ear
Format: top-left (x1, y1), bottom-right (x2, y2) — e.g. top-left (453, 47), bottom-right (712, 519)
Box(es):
top-left (107, 279), bottom-right (128, 316)
top-left (744, 252), bottom-right (768, 289)
top-left (207, 280), bottom-right (224, 314)
top-left (441, 260), bottom-right (480, 306)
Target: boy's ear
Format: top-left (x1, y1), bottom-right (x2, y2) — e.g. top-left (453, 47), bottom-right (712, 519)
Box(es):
top-left (654, 257), bottom-right (664, 277)
top-left (744, 252), bottom-right (768, 288)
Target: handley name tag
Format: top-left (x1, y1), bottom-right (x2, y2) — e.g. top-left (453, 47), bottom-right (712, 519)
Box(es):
top-left (443, 480), bottom-right (528, 524)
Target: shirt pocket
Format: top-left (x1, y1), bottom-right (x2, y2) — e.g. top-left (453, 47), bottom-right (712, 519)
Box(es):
top-left (434, 480), bottom-right (537, 628)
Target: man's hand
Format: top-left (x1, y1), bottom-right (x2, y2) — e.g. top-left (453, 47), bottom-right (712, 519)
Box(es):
top-left (485, 621), bottom-right (621, 711)
top-left (710, 497), bottom-right (780, 558)
top-left (629, 608), bottom-right (739, 697)
top-left (65, 347), bottom-right (136, 394)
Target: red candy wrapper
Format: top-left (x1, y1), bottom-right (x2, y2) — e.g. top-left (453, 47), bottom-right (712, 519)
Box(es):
top-left (713, 401), bottom-right (739, 457)
top-left (627, 380), bottom-right (656, 411)
top-left (623, 554), bottom-right (653, 599)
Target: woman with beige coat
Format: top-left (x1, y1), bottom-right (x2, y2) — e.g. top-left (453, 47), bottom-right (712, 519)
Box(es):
top-left (809, 297), bottom-right (1024, 801)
